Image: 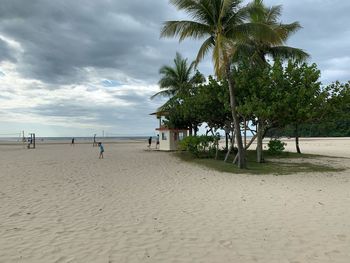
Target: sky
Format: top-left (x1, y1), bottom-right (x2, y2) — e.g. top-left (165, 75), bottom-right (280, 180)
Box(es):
top-left (0, 0), bottom-right (349, 137)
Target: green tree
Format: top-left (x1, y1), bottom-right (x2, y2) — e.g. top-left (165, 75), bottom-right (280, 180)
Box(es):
top-left (162, 76), bottom-right (231, 137)
top-left (194, 77), bottom-right (231, 131)
top-left (323, 81), bottom-right (350, 136)
top-left (235, 0), bottom-right (308, 162)
top-left (266, 81), bottom-right (350, 138)
top-left (161, 0), bottom-right (281, 168)
top-left (234, 58), bottom-right (286, 161)
top-left (281, 61), bottom-right (323, 153)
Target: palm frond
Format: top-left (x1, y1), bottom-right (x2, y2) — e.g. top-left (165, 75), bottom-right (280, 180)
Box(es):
top-left (170, 0), bottom-right (216, 25)
top-left (229, 22), bottom-right (282, 45)
top-left (170, 0), bottom-right (196, 10)
top-left (195, 36), bottom-right (214, 65)
top-left (269, 46), bottom-right (309, 61)
top-left (160, 21), bottom-right (211, 41)
top-left (153, 52), bottom-right (204, 99)
top-left (265, 5), bottom-right (282, 24)
top-left (150, 90), bottom-right (175, 100)
top-left (275, 22), bottom-right (302, 41)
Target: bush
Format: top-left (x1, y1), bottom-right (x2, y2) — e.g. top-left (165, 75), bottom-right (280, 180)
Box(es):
top-left (267, 139), bottom-right (286, 154)
top-left (179, 135), bottom-right (216, 157)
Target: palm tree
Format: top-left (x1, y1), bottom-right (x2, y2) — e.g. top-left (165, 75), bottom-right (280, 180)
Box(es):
top-left (242, 0), bottom-right (308, 63)
top-left (151, 52), bottom-right (204, 99)
top-left (152, 52), bottom-right (205, 134)
top-left (161, 0), bottom-right (281, 168)
top-left (237, 0), bottom-right (309, 163)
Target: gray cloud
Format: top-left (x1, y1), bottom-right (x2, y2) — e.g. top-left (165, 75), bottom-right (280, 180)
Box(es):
top-left (0, 0), bottom-right (349, 136)
top-left (264, 0), bottom-right (350, 83)
top-left (1, 0), bottom-right (349, 85)
top-left (11, 92), bottom-right (160, 135)
top-left (0, 37), bottom-right (16, 62)
top-left (0, 0), bottom-right (187, 84)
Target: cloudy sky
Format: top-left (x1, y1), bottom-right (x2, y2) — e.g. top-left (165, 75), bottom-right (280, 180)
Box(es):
top-left (0, 0), bottom-right (349, 137)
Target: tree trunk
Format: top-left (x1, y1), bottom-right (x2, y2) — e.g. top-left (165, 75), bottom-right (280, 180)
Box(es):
top-left (226, 66), bottom-right (246, 168)
top-left (215, 138), bottom-right (219, 160)
top-left (224, 146), bottom-right (231, 162)
top-left (244, 118), bottom-right (247, 148)
top-left (233, 133), bottom-right (259, 164)
top-left (225, 130), bottom-right (235, 162)
top-left (256, 120), bottom-right (264, 163)
top-left (245, 134), bottom-right (257, 150)
top-left (231, 130), bottom-right (235, 150)
top-left (295, 123), bottom-right (301, 154)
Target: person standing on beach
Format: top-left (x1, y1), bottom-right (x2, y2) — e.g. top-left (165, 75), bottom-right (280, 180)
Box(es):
top-left (98, 142), bottom-right (104, 159)
top-left (148, 136), bottom-right (152, 148)
top-left (71, 138), bottom-right (75, 146)
top-left (93, 134), bottom-right (97, 147)
top-left (156, 134), bottom-right (160, 149)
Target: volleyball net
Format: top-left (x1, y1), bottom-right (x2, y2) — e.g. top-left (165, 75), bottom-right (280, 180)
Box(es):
top-left (0, 132), bottom-right (35, 148)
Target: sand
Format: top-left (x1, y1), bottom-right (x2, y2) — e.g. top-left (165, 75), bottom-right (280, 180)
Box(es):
top-left (0, 138), bottom-right (349, 262)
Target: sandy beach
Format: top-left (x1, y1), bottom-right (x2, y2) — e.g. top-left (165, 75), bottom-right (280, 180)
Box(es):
top-left (0, 138), bottom-right (350, 262)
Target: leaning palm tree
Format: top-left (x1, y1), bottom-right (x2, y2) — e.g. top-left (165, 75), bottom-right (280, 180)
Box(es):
top-left (161, 0), bottom-right (282, 168)
top-left (151, 52), bottom-right (204, 99)
top-left (235, 0), bottom-right (309, 163)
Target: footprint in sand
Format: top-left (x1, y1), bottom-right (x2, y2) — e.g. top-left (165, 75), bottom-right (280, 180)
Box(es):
top-left (337, 234), bottom-right (347, 241)
top-left (9, 212), bottom-right (21, 217)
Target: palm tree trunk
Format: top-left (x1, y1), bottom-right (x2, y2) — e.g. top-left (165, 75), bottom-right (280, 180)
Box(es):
top-left (226, 65), bottom-right (246, 168)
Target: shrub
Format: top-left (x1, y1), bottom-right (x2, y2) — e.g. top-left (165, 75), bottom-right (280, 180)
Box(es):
top-left (179, 135), bottom-right (216, 157)
top-left (268, 139), bottom-right (286, 154)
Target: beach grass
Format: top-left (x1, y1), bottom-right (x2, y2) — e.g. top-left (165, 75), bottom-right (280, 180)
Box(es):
top-left (175, 150), bottom-right (345, 175)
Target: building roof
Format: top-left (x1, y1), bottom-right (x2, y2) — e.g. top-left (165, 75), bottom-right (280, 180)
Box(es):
top-left (156, 127), bottom-right (189, 131)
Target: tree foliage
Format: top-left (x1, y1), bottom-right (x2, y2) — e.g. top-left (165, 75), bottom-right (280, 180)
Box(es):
top-left (156, 0), bottom-right (347, 166)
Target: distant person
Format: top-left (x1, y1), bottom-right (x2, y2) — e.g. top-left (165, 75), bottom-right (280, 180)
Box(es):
top-left (98, 142), bottom-right (104, 159)
top-left (71, 138), bottom-right (75, 146)
top-left (156, 134), bottom-right (160, 149)
top-left (148, 136), bottom-right (152, 148)
top-left (93, 134), bottom-right (97, 147)
top-left (27, 137), bottom-right (32, 149)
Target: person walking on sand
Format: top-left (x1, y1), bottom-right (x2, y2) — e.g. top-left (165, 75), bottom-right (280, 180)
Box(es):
top-left (98, 142), bottom-right (104, 159)
top-left (155, 134), bottom-right (160, 149)
top-left (148, 136), bottom-right (152, 149)
top-left (71, 137), bottom-right (75, 146)
top-left (93, 134), bottom-right (97, 147)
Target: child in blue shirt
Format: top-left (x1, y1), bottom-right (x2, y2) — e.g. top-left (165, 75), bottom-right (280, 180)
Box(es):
top-left (98, 142), bottom-right (104, 159)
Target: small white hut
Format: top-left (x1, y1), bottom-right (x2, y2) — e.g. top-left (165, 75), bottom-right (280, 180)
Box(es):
top-left (150, 111), bottom-right (189, 151)
top-left (156, 127), bottom-right (188, 151)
